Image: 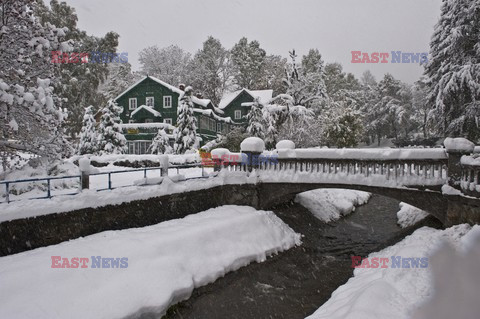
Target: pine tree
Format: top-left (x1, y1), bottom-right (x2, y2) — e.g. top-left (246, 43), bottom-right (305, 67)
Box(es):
top-left (323, 105), bottom-right (363, 148)
top-left (77, 106), bottom-right (98, 155)
top-left (0, 0), bottom-right (72, 171)
top-left (149, 129), bottom-right (172, 155)
top-left (101, 63), bottom-right (138, 101)
top-left (231, 37), bottom-right (266, 89)
top-left (174, 87), bottom-right (198, 154)
top-left (424, 0), bottom-right (480, 140)
top-left (97, 100), bottom-right (127, 155)
top-left (246, 98), bottom-right (265, 138)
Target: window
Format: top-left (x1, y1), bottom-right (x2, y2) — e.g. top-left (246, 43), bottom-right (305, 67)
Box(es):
top-left (129, 120), bottom-right (134, 124)
top-left (200, 117), bottom-right (209, 130)
top-left (164, 118), bottom-right (172, 125)
top-left (234, 110), bottom-right (241, 120)
top-left (128, 142), bottom-right (134, 154)
top-left (163, 96), bottom-right (172, 108)
top-left (146, 96), bottom-right (154, 107)
top-left (145, 119), bottom-right (153, 123)
top-left (217, 122), bottom-right (222, 133)
top-left (129, 98), bottom-right (137, 110)
top-left (209, 119), bottom-right (215, 131)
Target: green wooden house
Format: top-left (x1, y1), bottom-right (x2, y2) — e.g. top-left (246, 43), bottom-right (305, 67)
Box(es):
top-left (114, 76), bottom-right (236, 154)
top-left (218, 88), bottom-right (273, 124)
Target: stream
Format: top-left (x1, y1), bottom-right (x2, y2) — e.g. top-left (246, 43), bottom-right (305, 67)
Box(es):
top-left (151, 194), bottom-right (443, 319)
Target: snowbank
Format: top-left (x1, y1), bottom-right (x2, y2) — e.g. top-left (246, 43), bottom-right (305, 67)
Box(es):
top-left (0, 205), bottom-right (301, 319)
top-left (306, 224), bottom-right (479, 319)
top-left (294, 189), bottom-right (371, 222)
top-left (278, 148), bottom-right (447, 160)
top-left (396, 202), bottom-right (429, 228)
top-left (240, 137), bottom-right (265, 152)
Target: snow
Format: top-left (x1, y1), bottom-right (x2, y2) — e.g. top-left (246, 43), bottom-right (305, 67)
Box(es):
top-left (240, 137), bottom-right (265, 152)
top-left (114, 76), bottom-right (182, 101)
top-left (193, 108), bottom-right (233, 123)
top-left (276, 140), bottom-right (295, 150)
top-left (306, 224), bottom-right (478, 319)
top-left (411, 225), bottom-right (480, 319)
top-left (0, 205), bottom-right (301, 319)
top-left (8, 118), bottom-right (18, 131)
top-left (191, 95), bottom-right (211, 108)
top-left (443, 137), bottom-right (475, 153)
top-left (211, 148), bottom-right (230, 158)
top-left (78, 158), bottom-right (90, 172)
top-left (396, 202), bottom-right (429, 228)
top-left (121, 122), bottom-right (175, 130)
top-left (218, 88), bottom-right (274, 109)
top-left (294, 189), bottom-right (371, 222)
top-left (278, 148), bottom-right (448, 160)
top-left (130, 104), bottom-right (162, 118)
top-left (441, 184), bottom-right (463, 195)
top-left (69, 152), bottom-right (200, 165)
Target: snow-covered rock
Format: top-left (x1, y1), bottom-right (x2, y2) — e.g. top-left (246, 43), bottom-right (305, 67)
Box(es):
top-left (294, 189), bottom-right (371, 223)
top-left (0, 206), bottom-right (301, 319)
top-left (211, 148), bottom-right (230, 158)
top-left (443, 137), bottom-right (475, 153)
top-left (276, 140), bottom-right (295, 150)
top-left (240, 137), bottom-right (265, 153)
top-left (396, 202), bottom-right (429, 228)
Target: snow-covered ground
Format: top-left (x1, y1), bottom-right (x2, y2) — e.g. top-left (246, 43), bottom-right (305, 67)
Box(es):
top-left (0, 205), bottom-right (301, 319)
top-left (397, 202), bottom-right (429, 228)
top-left (306, 224), bottom-right (480, 319)
top-left (295, 189), bottom-right (371, 222)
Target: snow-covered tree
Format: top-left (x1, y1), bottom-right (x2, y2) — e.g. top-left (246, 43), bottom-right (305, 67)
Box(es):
top-left (149, 128), bottom-right (173, 155)
top-left (284, 49), bottom-right (327, 112)
top-left (246, 98), bottom-right (265, 138)
top-left (36, 0), bottom-right (120, 137)
top-left (0, 0), bottom-right (72, 171)
top-left (230, 37), bottom-right (266, 89)
top-left (77, 106), bottom-right (98, 155)
top-left (101, 62), bottom-right (139, 101)
top-left (138, 45), bottom-right (191, 85)
top-left (323, 105), bottom-right (364, 148)
top-left (97, 100), bottom-right (127, 155)
top-left (189, 36), bottom-right (232, 105)
top-left (174, 87), bottom-right (198, 154)
top-left (424, 0), bottom-right (480, 140)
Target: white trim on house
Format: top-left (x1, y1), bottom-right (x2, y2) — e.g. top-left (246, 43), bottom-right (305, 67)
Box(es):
top-left (146, 96), bottom-right (154, 107)
top-left (164, 118), bottom-right (172, 125)
top-left (130, 105), bottom-right (162, 118)
top-left (234, 110), bottom-right (241, 120)
top-left (163, 96), bottom-right (172, 108)
top-left (129, 98), bottom-right (137, 110)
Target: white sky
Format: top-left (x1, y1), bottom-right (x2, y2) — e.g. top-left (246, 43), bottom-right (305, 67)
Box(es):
top-left (63, 0), bottom-right (443, 84)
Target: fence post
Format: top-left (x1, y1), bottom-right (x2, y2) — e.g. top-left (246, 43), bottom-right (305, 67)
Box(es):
top-left (78, 158), bottom-right (90, 190)
top-left (240, 137), bottom-right (265, 173)
top-left (211, 148), bottom-right (230, 172)
top-left (444, 138), bottom-right (475, 190)
top-left (159, 155), bottom-right (169, 177)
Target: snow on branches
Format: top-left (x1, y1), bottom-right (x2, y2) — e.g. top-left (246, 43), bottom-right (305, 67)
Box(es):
top-left (97, 100), bottom-right (127, 155)
top-left (174, 87), bottom-right (198, 154)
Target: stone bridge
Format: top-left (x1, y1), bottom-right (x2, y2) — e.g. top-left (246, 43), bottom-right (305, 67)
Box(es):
top-left (210, 137), bottom-right (480, 226)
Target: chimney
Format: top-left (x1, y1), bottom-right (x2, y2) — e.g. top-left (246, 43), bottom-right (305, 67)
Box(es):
top-left (178, 84), bottom-right (185, 91)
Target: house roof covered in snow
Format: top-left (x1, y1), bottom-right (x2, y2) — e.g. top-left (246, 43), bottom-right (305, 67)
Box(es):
top-left (218, 89), bottom-right (274, 109)
top-left (130, 105), bottom-right (161, 118)
top-left (114, 76), bottom-right (184, 101)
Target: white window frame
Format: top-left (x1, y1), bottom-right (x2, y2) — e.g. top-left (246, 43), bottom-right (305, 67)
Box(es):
top-left (234, 110), bottom-right (241, 120)
top-left (128, 120), bottom-right (134, 123)
top-left (129, 98), bottom-right (137, 110)
top-left (146, 96), bottom-right (154, 107)
top-left (217, 122), bottom-right (222, 133)
top-left (163, 96), bottom-right (172, 108)
top-left (164, 118), bottom-right (172, 125)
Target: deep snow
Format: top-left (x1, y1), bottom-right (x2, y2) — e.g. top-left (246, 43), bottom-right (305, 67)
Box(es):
top-left (0, 205), bottom-right (301, 319)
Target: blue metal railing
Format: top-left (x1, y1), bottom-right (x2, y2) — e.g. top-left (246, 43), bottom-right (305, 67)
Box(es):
top-left (0, 163), bottom-right (206, 204)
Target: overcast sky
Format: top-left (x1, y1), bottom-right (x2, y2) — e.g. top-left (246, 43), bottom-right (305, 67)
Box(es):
top-left (64, 0), bottom-right (443, 84)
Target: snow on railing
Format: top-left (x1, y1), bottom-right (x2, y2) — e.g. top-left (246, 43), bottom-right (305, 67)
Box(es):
top-left (460, 155), bottom-right (480, 196)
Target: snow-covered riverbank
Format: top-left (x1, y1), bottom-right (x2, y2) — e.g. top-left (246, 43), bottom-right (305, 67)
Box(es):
top-left (0, 205), bottom-right (301, 319)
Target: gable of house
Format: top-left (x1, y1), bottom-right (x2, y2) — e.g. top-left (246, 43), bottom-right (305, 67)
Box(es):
top-left (219, 89), bottom-right (273, 123)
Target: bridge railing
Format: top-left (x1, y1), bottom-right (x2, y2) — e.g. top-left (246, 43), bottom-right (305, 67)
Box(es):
top-left (459, 155), bottom-right (480, 197)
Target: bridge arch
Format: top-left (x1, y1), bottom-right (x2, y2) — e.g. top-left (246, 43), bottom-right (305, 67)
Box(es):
top-left (256, 182), bottom-right (448, 224)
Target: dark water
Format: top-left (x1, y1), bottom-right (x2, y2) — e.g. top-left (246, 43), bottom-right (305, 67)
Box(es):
top-left (139, 194), bottom-right (443, 319)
